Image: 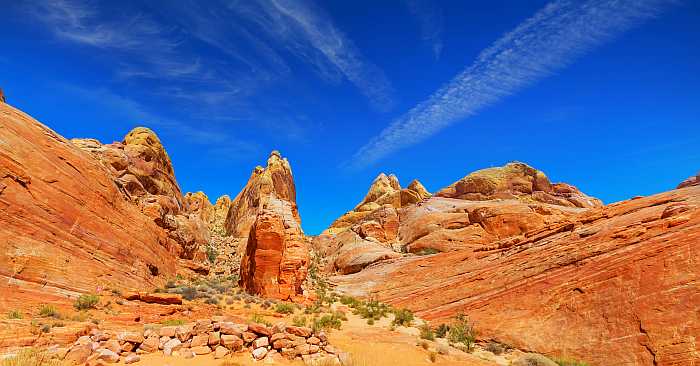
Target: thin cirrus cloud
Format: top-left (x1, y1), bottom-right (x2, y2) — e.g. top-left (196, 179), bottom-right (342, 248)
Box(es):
top-left (349, 0), bottom-right (675, 170)
top-left (405, 0), bottom-right (444, 60)
top-left (240, 0), bottom-right (396, 112)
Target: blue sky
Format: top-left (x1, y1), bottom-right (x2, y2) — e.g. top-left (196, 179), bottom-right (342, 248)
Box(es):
top-left (1, 0), bottom-right (698, 234)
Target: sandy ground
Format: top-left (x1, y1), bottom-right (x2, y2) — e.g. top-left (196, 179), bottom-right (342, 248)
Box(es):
top-left (1, 287), bottom-right (516, 366)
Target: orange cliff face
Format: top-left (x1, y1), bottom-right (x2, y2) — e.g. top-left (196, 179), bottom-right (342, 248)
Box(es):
top-left (330, 182), bottom-right (700, 365)
top-left (0, 102), bottom-right (207, 304)
top-left (235, 152), bottom-right (309, 301)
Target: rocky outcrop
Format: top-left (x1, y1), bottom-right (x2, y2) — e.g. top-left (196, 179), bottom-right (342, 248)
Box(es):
top-left (436, 162), bottom-right (602, 208)
top-left (0, 88), bottom-right (5, 103)
top-left (0, 102), bottom-right (184, 297)
top-left (240, 198), bottom-right (309, 300)
top-left (315, 174), bottom-right (430, 274)
top-left (234, 152), bottom-right (309, 300)
top-left (72, 129), bottom-right (209, 259)
top-left (332, 185), bottom-right (700, 366)
top-left (677, 171), bottom-right (699, 189)
top-left (325, 173), bottom-right (430, 236)
top-left (225, 151), bottom-right (298, 238)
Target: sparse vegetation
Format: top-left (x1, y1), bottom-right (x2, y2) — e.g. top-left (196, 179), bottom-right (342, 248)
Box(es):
top-left (416, 248), bottom-right (440, 256)
top-left (485, 341), bottom-right (505, 355)
top-left (447, 313), bottom-right (476, 353)
top-left (206, 245), bottom-right (218, 263)
top-left (38, 304), bottom-right (60, 318)
top-left (73, 294), bottom-right (99, 310)
top-left (420, 324), bottom-right (435, 340)
top-left (1, 348), bottom-right (63, 366)
top-left (418, 340), bottom-right (429, 350)
top-left (292, 315), bottom-right (307, 327)
top-left (553, 358), bottom-right (590, 366)
top-left (7, 310), bottom-right (22, 319)
top-left (429, 351), bottom-right (437, 363)
top-left (435, 323), bottom-right (449, 338)
top-left (275, 302), bottom-right (295, 314)
top-left (350, 295), bottom-right (392, 321)
top-left (250, 313), bottom-right (271, 326)
top-left (513, 353), bottom-right (559, 366)
top-left (391, 308), bottom-right (414, 327)
top-left (161, 319), bottom-right (185, 326)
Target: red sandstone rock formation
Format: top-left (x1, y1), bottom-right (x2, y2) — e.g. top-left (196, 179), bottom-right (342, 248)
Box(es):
top-left (331, 186), bottom-right (700, 366)
top-left (239, 198), bottom-right (308, 300)
top-left (0, 102), bottom-right (185, 297)
top-left (0, 88), bottom-right (5, 103)
top-left (436, 162), bottom-right (602, 208)
top-left (235, 152), bottom-right (309, 300)
top-left (71, 128), bottom-right (209, 259)
top-left (225, 151), bottom-right (298, 238)
top-left (678, 171), bottom-right (699, 189)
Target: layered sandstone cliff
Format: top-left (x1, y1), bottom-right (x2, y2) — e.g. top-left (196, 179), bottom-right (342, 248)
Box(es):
top-left (235, 152), bottom-right (309, 299)
top-left (71, 128), bottom-right (209, 260)
top-left (0, 102), bottom-right (191, 297)
top-left (332, 185), bottom-right (700, 366)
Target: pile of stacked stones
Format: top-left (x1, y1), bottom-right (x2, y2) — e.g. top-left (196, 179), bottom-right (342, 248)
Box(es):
top-left (62, 316), bottom-right (348, 365)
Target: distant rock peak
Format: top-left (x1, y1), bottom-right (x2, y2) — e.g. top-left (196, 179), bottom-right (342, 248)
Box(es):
top-left (677, 171), bottom-right (699, 189)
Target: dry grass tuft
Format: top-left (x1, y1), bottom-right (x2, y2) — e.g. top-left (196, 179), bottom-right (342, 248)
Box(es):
top-left (1, 348), bottom-right (64, 366)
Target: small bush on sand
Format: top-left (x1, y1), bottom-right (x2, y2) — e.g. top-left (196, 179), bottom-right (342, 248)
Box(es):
top-left (512, 353), bottom-right (558, 366)
top-left (161, 319), bottom-right (185, 326)
top-left (392, 308), bottom-right (414, 327)
top-left (275, 303), bottom-right (295, 314)
top-left (416, 248), bottom-right (440, 256)
top-left (418, 340), bottom-right (429, 350)
top-left (486, 341), bottom-right (505, 355)
top-left (553, 358), bottom-right (590, 366)
top-left (7, 310), bottom-right (22, 319)
top-left (73, 294), bottom-right (99, 310)
top-left (1, 348), bottom-right (63, 366)
top-left (250, 314), bottom-right (271, 326)
top-left (435, 323), bottom-right (449, 338)
top-left (420, 324), bottom-right (435, 340)
top-left (448, 313), bottom-right (476, 353)
top-left (292, 315), bottom-right (307, 327)
top-left (38, 305), bottom-right (60, 318)
top-left (312, 313), bottom-right (342, 332)
top-left (429, 351), bottom-right (437, 363)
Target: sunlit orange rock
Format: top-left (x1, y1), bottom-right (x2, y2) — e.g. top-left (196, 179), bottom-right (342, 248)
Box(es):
top-left (332, 186), bottom-right (700, 366)
top-left (0, 102), bottom-right (183, 297)
top-left (236, 152), bottom-right (309, 300)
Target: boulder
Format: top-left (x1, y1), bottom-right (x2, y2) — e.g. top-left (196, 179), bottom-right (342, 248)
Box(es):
top-left (64, 344), bottom-right (93, 365)
top-left (123, 354), bottom-right (140, 364)
top-left (190, 345), bottom-right (211, 355)
top-left (220, 334), bottom-right (243, 350)
top-left (286, 326), bottom-right (312, 338)
top-left (253, 336), bottom-right (269, 348)
top-left (190, 334), bottom-right (208, 348)
top-left (208, 331), bottom-right (220, 346)
top-left (247, 323), bottom-right (271, 336)
top-left (252, 347), bottom-right (268, 360)
top-left (163, 338), bottom-right (182, 355)
top-left (213, 345), bottom-right (229, 359)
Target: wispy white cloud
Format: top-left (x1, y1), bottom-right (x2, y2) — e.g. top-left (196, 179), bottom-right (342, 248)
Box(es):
top-left (349, 0), bottom-right (674, 169)
top-left (406, 0), bottom-right (444, 60)
top-left (243, 0), bottom-right (396, 111)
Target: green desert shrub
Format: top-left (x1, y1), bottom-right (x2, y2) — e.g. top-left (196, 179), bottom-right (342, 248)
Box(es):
top-left (161, 319), bottom-right (185, 326)
top-left (512, 353), bottom-right (558, 366)
top-left (38, 305), bottom-right (60, 318)
top-left (292, 315), bottom-right (307, 327)
top-left (435, 323), bottom-right (449, 338)
top-left (419, 324), bottom-right (435, 340)
top-left (448, 313), bottom-right (476, 352)
top-left (73, 294), bottom-right (99, 310)
top-left (1, 347), bottom-right (63, 366)
top-left (553, 358), bottom-right (590, 366)
top-left (391, 308), bottom-right (414, 327)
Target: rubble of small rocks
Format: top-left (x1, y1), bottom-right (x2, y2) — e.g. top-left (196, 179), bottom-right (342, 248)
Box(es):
top-left (61, 317), bottom-right (346, 365)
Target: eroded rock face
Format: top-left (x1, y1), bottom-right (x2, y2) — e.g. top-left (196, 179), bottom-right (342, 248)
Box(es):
top-left (236, 152), bottom-right (309, 300)
top-left (325, 173), bottom-right (430, 236)
top-left (72, 128), bottom-right (209, 259)
top-left (332, 186), bottom-right (700, 366)
top-left (677, 171), bottom-right (699, 189)
top-left (226, 151), bottom-right (298, 238)
top-left (240, 198), bottom-right (309, 300)
top-left (0, 102), bottom-right (180, 296)
top-left (436, 162), bottom-right (602, 208)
